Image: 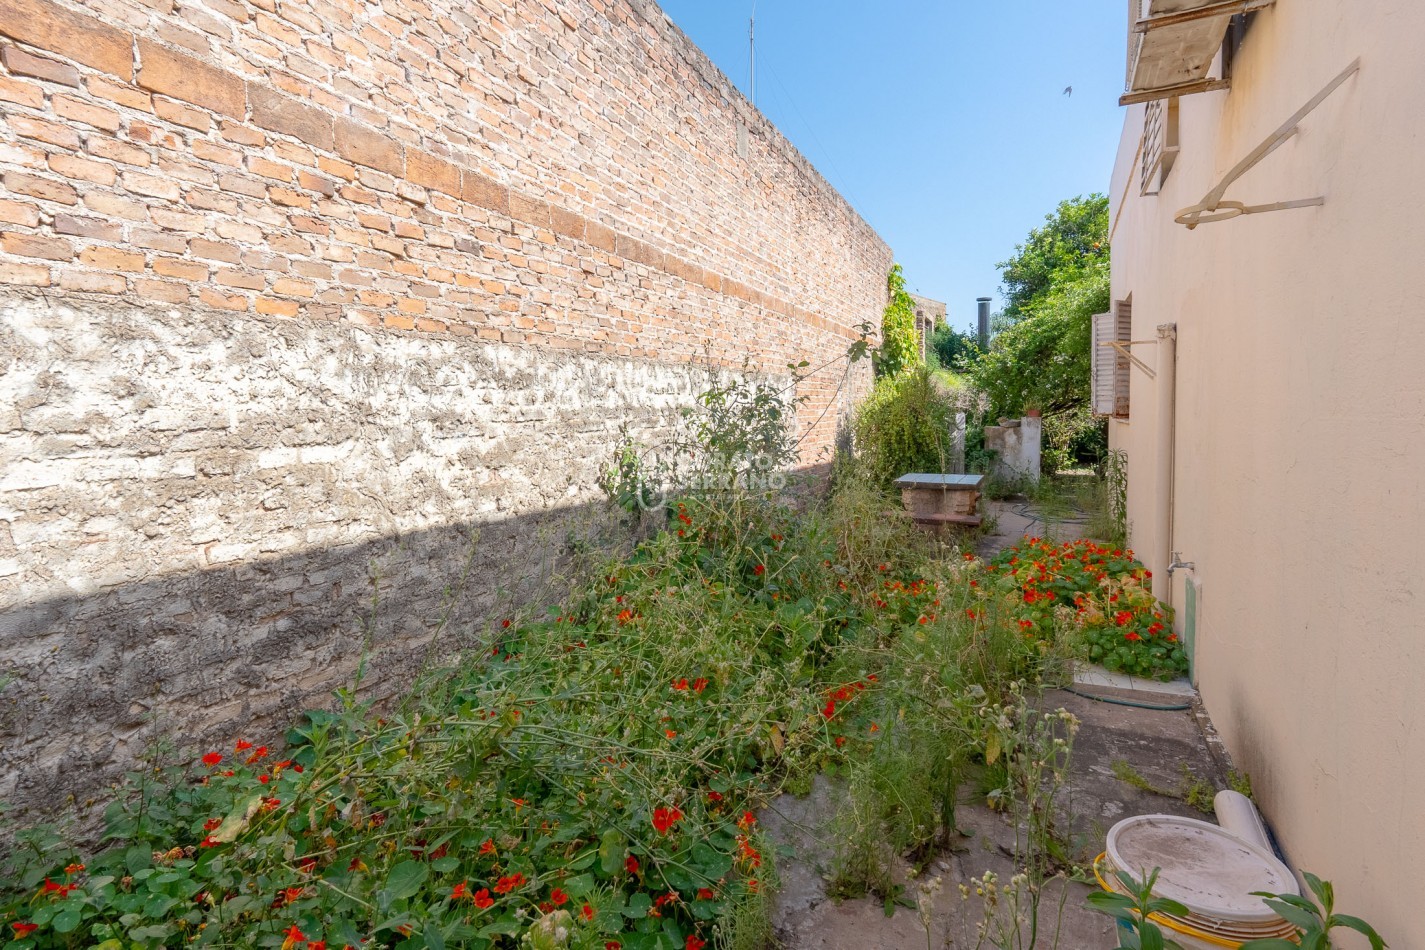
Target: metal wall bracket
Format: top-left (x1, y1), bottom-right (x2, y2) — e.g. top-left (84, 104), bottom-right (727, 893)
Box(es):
top-left (1099, 340), bottom-right (1159, 379)
top-left (1175, 58), bottom-right (1361, 229)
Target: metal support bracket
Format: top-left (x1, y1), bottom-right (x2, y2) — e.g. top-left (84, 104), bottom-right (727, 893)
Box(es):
top-left (1099, 340), bottom-right (1158, 379)
top-left (1175, 58), bottom-right (1361, 229)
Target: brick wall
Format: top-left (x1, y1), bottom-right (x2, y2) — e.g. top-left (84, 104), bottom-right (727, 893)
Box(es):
top-left (0, 0), bottom-right (891, 817)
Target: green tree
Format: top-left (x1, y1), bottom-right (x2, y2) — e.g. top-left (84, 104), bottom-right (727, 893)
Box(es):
top-left (972, 258), bottom-right (1107, 417)
top-left (874, 264), bottom-right (921, 379)
top-left (998, 195), bottom-right (1109, 319)
top-left (972, 194), bottom-right (1111, 473)
top-left (929, 323), bottom-right (982, 373)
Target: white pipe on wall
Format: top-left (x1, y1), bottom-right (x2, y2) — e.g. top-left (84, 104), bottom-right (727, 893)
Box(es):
top-left (1152, 324), bottom-right (1178, 602)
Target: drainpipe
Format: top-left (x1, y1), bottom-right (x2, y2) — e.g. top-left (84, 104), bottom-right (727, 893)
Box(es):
top-left (1152, 324), bottom-right (1177, 602)
top-left (976, 297), bottom-right (991, 349)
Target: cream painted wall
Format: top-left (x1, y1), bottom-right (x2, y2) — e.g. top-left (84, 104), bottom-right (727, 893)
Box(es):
top-left (1109, 1), bottom-right (1425, 942)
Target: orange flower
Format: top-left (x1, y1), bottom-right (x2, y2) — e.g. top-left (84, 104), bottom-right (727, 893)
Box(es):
top-left (480, 838), bottom-right (497, 856)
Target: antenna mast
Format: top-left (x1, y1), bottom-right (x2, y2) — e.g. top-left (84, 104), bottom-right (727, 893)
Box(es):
top-left (749, 13), bottom-right (755, 105)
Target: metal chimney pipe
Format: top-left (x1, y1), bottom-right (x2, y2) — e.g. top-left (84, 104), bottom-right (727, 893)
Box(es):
top-left (976, 297), bottom-right (991, 349)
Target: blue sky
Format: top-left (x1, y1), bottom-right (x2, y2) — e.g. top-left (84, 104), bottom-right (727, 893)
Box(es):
top-left (654, 0), bottom-right (1129, 332)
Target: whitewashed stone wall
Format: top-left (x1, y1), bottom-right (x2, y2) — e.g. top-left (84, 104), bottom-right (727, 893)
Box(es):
top-left (0, 293), bottom-right (720, 816)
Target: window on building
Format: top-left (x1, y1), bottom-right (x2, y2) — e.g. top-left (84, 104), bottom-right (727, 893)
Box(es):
top-left (1092, 298), bottom-right (1133, 418)
top-left (1140, 96), bottom-right (1180, 195)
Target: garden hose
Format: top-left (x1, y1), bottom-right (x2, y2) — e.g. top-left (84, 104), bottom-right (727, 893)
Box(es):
top-left (1063, 685), bottom-right (1192, 712)
top-left (1092, 853), bottom-right (1243, 949)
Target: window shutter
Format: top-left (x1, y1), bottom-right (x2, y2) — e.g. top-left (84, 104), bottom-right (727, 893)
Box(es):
top-left (1114, 299), bottom-right (1133, 417)
top-left (1092, 312), bottom-right (1117, 416)
top-left (1092, 302), bottom-right (1134, 418)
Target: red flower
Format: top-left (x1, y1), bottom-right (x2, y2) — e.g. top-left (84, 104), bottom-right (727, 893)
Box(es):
top-left (64, 863), bottom-right (85, 874)
top-left (706, 790), bottom-right (723, 802)
top-left (835, 736), bottom-right (846, 747)
top-left (617, 608), bottom-right (634, 625)
top-left (753, 564), bottom-right (765, 576)
top-left (480, 838), bottom-right (497, 856)
top-left (697, 887), bottom-right (715, 899)
top-left (692, 678), bottom-right (709, 693)
top-left (452, 881), bottom-right (469, 900)
top-left (738, 811), bottom-right (756, 829)
top-left (625, 855), bottom-right (640, 874)
top-left (502, 619), bottom-right (512, 628)
top-left (1114, 611), bottom-right (1133, 626)
top-left (202, 752), bottom-right (223, 767)
top-left (687, 936), bottom-right (707, 950)
top-left (13, 922), bottom-right (39, 937)
top-left (582, 903), bottom-right (595, 921)
top-left (473, 888), bottom-right (494, 909)
top-left (235, 740), bottom-right (253, 751)
top-left (821, 700), bottom-right (836, 719)
top-left (606, 943), bottom-right (622, 950)
top-left (1124, 632), bottom-right (1142, 642)
top-left (309, 943), bottom-right (326, 950)
top-left (652, 807), bottom-right (683, 833)
top-left (282, 924), bottom-right (306, 944)
top-left (550, 887), bottom-right (569, 906)
top-left (671, 678), bottom-right (689, 690)
top-left (493, 873), bottom-right (526, 894)
top-left (664, 729), bottom-right (677, 739)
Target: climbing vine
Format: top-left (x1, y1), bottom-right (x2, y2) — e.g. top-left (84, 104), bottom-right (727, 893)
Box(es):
top-left (873, 265), bottom-right (920, 380)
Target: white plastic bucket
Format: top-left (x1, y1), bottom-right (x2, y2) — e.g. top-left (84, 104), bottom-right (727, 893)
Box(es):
top-left (1097, 815), bottom-right (1300, 948)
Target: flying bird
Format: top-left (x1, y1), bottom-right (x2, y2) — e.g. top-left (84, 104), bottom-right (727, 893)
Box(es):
top-left (1063, 86), bottom-right (1073, 97)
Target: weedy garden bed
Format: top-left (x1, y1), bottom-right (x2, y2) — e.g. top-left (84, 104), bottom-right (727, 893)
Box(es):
top-left (0, 474), bottom-right (1193, 950)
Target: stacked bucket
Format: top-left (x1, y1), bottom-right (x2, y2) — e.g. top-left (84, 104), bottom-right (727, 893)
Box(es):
top-left (1096, 793), bottom-right (1301, 949)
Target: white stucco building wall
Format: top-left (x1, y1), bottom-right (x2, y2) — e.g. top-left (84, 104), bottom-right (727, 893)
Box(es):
top-left (1108, 2), bottom-right (1424, 940)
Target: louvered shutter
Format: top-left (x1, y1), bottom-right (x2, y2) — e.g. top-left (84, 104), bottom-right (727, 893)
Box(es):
top-left (1092, 312), bottom-right (1117, 416)
top-left (1113, 299), bottom-right (1133, 417)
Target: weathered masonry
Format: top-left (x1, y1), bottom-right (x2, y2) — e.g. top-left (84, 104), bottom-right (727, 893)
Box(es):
top-left (0, 0), bottom-right (892, 817)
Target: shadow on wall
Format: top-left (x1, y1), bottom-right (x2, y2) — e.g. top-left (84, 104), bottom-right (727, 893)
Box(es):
top-left (0, 500), bottom-right (639, 826)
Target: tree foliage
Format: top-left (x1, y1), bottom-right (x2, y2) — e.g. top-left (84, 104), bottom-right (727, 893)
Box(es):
top-left (972, 194), bottom-right (1111, 472)
top-left (998, 195), bottom-right (1110, 320)
top-left (929, 323), bottom-right (982, 374)
top-left (972, 258), bottom-right (1108, 418)
top-left (874, 265), bottom-right (921, 380)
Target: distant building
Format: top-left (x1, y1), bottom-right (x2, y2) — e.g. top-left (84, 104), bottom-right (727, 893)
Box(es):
top-left (909, 293), bottom-right (946, 362)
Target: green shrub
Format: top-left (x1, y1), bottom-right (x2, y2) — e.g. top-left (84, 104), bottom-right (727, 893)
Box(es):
top-left (850, 366), bottom-right (959, 489)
